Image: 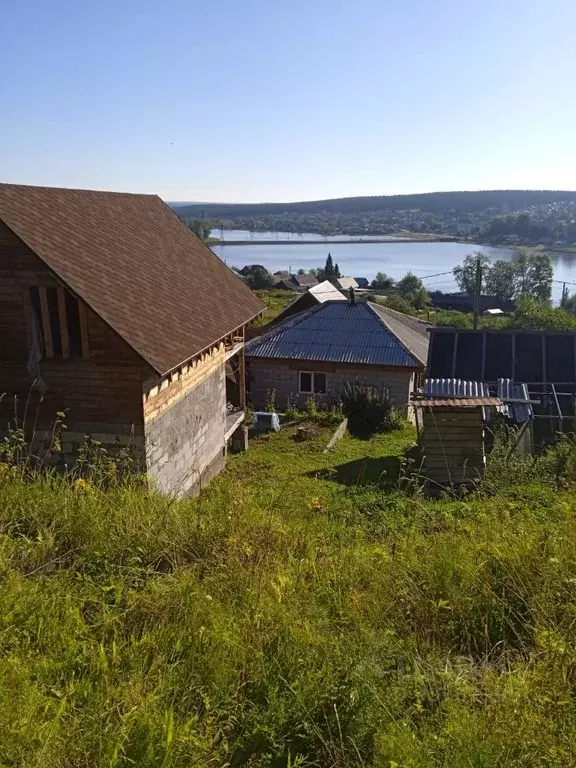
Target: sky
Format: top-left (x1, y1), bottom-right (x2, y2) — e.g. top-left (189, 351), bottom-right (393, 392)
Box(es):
top-left (2, 0), bottom-right (576, 203)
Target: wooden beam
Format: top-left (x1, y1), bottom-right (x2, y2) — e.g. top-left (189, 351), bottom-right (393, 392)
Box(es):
top-left (239, 346), bottom-right (246, 409)
top-left (38, 286), bottom-right (54, 358)
top-left (57, 287), bottom-right (70, 359)
top-left (78, 301), bottom-right (90, 359)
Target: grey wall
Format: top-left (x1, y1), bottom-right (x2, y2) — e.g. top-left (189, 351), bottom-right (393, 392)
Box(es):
top-left (145, 363), bottom-right (226, 495)
top-left (247, 359), bottom-right (415, 415)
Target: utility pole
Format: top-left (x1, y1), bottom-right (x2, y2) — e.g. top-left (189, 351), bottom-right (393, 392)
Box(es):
top-left (473, 254), bottom-right (482, 330)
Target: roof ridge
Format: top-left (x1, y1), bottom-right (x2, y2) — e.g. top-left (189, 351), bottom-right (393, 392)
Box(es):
top-left (367, 300), bottom-right (431, 328)
top-left (0, 182), bottom-right (158, 198)
top-left (365, 302), bottom-right (422, 367)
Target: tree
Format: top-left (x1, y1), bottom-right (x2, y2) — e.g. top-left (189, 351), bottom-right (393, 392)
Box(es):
top-left (397, 272), bottom-right (424, 297)
top-left (324, 253), bottom-right (335, 280)
top-left (190, 219), bottom-right (212, 241)
top-left (244, 266), bottom-right (273, 290)
top-left (382, 295), bottom-right (417, 316)
top-left (297, 268), bottom-right (306, 275)
top-left (525, 253), bottom-right (553, 302)
top-left (453, 252), bottom-right (491, 295)
top-left (334, 263), bottom-right (341, 279)
top-left (396, 272), bottom-right (430, 309)
top-left (563, 292), bottom-right (576, 314)
top-left (510, 296), bottom-right (576, 332)
top-left (484, 260), bottom-right (517, 302)
top-left (371, 271), bottom-right (395, 291)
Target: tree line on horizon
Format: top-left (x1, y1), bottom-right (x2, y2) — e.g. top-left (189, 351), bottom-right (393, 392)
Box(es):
top-left (175, 190), bottom-right (576, 219)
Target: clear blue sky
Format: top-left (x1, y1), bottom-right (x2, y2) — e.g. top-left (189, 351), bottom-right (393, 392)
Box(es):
top-left (3, 0), bottom-right (576, 202)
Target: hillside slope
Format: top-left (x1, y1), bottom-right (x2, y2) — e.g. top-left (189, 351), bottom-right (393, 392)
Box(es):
top-left (2, 427), bottom-right (576, 766)
top-left (174, 189), bottom-right (576, 218)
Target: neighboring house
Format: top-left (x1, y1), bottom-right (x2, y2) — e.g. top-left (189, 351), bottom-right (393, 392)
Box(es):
top-left (291, 273), bottom-right (318, 289)
top-left (0, 183), bottom-right (264, 495)
top-left (271, 280), bottom-right (345, 324)
top-left (354, 277), bottom-right (370, 288)
top-left (245, 299), bottom-right (430, 415)
top-left (335, 277), bottom-right (358, 291)
top-left (271, 270), bottom-right (293, 286)
top-left (239, 264), bottom-right (266, 276)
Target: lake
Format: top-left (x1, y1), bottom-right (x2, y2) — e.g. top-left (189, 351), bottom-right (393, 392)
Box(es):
top-left (212, 231), bottom-right (576, 302)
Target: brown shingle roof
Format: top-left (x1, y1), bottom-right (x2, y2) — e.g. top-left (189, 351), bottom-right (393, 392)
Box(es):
top-left (0, 184), bottom-right (265, 375)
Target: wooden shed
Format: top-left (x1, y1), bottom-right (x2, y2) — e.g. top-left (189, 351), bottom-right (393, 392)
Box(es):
top-left (414, 397), bottom-right (503, 489)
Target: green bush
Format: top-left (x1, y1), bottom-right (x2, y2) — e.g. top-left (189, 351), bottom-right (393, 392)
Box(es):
top-left (341, 382), bottom-right (399, 437)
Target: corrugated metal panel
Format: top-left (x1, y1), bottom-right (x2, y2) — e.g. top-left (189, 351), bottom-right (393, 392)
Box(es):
top-left (422, 377), bottom-right (533, 422)
top-left (309, 280), bottom-right (346, 302)
top-left (246, 301), bottom-right (420, 367)
top-left (497, 379), bottom-right (533, 422)
top-left (424, 378), bottom-right (491, 398)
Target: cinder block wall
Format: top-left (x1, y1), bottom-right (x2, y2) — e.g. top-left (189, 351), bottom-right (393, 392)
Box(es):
top-left (247, 359), bottom-right (415, 415)
top-left (143, 344), bottom-right (227, 495)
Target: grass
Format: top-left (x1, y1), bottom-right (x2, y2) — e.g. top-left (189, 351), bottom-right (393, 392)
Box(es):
top-left (254, 290), bottom-right (296, 325)
top-left (3, 425), bottom-right (576, 766)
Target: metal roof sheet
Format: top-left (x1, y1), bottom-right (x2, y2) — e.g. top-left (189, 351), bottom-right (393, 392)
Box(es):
top-left (246, 300), bottom-right (422, 367)
top-left (422, 377), bottom-right (533, 422)
top-left (424, 378), bottom-right (491, 398)
top-left (308, 280), bottom-right (347, 302)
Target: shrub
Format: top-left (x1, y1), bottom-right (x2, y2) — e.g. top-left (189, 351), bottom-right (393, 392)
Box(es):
top-left (265, 388), bottom-right (277, 412)
top-left (341, 383), bottom-right (399, 437)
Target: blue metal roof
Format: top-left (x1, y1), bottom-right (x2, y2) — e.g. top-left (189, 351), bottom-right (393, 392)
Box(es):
top-left (245, 301), bottom-right (421, 367)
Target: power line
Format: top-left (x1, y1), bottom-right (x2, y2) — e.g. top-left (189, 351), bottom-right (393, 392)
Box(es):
top-left (417, 271), bottom-right (454, 281)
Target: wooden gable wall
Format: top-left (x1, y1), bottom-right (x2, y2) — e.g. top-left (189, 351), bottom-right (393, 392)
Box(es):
top-left (0, 219), bottom-right (151, 436)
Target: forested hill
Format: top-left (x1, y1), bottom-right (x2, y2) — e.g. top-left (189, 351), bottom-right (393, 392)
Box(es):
top-left (173, 190), bottom-right (576, 218)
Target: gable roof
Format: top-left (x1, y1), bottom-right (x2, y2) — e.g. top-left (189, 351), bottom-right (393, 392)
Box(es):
top-left (368, 302), bottom-right (431, 366)
top-left (308, 280), bottom-right (346, 302)
top-left (272, 280), bottom-right (346, 324)
top-left (246, 300), bottom-right (426, 368)
top-left (292, 273), bottom-right (318, 287)
top-left (0, 183), bottom-right (265, 375)
top-left (335, 277), bottom-right (358, 290)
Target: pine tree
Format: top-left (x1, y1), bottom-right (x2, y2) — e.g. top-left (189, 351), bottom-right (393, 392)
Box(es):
top-left (324, 253), bottom-right (334, 279)
top-left (334, 263), bottom-right (341, 278)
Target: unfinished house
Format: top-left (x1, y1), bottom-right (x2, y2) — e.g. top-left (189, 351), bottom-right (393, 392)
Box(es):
top-left (245, 299), bottom-right (430, 415)
top-left (0, 183), bottom-right (264, 494)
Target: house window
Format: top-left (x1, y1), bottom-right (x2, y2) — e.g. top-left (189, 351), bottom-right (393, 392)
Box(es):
top-left (28, 286), bottom-right (87, 359)
top-left (298, 371), bottom-right (327, 394)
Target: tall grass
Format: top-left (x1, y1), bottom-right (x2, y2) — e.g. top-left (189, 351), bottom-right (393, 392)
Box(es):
top-left (2, 432), bottom-right (576, 765)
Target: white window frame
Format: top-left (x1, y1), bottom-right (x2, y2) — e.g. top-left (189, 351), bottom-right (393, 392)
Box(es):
top-left (298, 370), bottom-right (327, 395)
